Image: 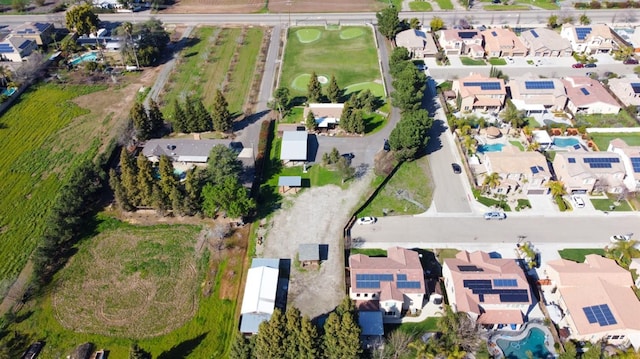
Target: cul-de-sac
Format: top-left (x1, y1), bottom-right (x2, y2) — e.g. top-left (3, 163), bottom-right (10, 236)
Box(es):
top-left (3, 0), bottom-right (640, 358)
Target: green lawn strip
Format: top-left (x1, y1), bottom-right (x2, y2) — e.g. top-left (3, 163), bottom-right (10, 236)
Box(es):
top-left (515, 0), bottom-right (559, 9)
top-left (509, 140), bottom-right (524, 151)
top-left (364, 112), bottom-right (387, 134)
top-left (409, 1), bottom-right (434, 10)
top-left (436, 248), bottom-right (460, 262)
top-left (225, 27), bottom-right (264, 115)
top-left (435, 0), bottom-right (454, 9)
top-left (591, 197), bottom-right (633, 212)
top-left (358, 157), bottom-right (433, 217)
top-left (281, 26), bottom-right (381, 98)
top-left (472, 189), bottom-right (512, 211)
top-left (483, 4), bottom-right (530, 9)
top-left (558, 248), bottom-right (606, 263)
top-left (488, 57), bottom-right (507, 65)
top-left (350, 248), bottom-right (388, 257)
top-left (575, 112), bottom-right (639, 128)
top-left (460, 57), bottom-right (486, 66)
top-left (589, 132), bottom-right (640, 152)
top-left (396, 317), bottom-right (439, 334)
top-left (0, 83), bottom-right (105, 288)
top-left (282, 106), bottom-right (304, 124)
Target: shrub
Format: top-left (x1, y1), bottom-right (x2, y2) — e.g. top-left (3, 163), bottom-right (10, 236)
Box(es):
top-left (589, 0), bottom-right (601, 8)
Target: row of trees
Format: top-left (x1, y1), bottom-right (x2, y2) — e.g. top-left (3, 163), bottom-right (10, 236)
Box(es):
top-left (130, 99), bottom-right (165, 141)
top-left (307, 72), bottom-right (342, 103)
top-left (338, 89), bottom-right (379, 134)
top-left (230, 298), bottom-right (362, 359)
top-left (172, 90), bottom-right (232, 133)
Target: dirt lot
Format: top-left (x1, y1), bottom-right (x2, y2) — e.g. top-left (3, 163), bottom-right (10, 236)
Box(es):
top-left (258, 171), bottom-right (373, 319)
top-left (168, 0), bottom-right (384, 13)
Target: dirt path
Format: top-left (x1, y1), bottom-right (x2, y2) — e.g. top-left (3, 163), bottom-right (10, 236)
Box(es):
top-left (258, 170), bottom-right (374, 319)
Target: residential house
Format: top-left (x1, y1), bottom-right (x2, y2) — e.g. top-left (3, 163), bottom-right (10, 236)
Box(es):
top-left (437, 29), bottom-right (484, 58)
top-left (508, 76), bottom-right (567, 114)
top-left (348, 247), bottom-right (426, 322)
top-left (443, 251), bottom-right (533, 329)
top-left (628, 27), bottom-right (640, 53)
top-left (239, 258), bottom-right (281, 335)
top-left (142, 138), bottom-right (237, 165)
top-left (280, 131), bottom-right (308, 164)
top-left (562, 77), bottom-right (620, 115)
top-left (0, 37), bottom-right (37, 62)
top-left (542, 255), bottom-right (640, 349)
top-left (553, 152), bottom-right (626, 193)
top-left (482, 146), bottom-right (552, 195)
top-left (451, 73), bottom-right (506, 112)
top-left (481, 28), bottom-right (528, 57)
top-left (304, 103), bottom-right (344, 129)
top-left (560, 24), bottom-right (617, 54)
top-left (607, 78), bottom-right (640, 113)
top-left (395, 28), bottom-right (438, 58)
top-left (630, 259), bottom-right (640, 287)
top-left (520, 28), bottom-right (572, 57)
top-left (11, 22), bottom-right (54, 46)
top-left (607, 138), bottom-right (640, 192)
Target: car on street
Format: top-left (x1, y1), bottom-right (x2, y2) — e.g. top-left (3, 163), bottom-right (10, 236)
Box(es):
top-left (610, 234), bottom-right (631, 243)
top-left (484, 212), bottom-right (507, 220)
top-left (357, 217), bottom-right (377, 225)
top-left (22, 341), bottom-right (44, 359)
top-left (452, 163), bottom-right (462, 174)
top-left (584, 63), bottom-right (597, 68)
top-left (572, 63), bottom-right (584, 68)
top-left (624, 58), bottom-right (639, 65)
top-left (383, 139), bottom-right (390, 152)
top-left (571, 195), bottom-right (585, 208)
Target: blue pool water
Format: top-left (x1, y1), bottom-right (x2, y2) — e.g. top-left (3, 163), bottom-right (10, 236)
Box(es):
top-left (70, 52), bottom-right (98, 66)
top-left (496, 328), bottom-right (552, 359)
top-left (2, 87), bottom-right (16, 96)
top-left (477, 143), bottom-right (504, 153)
top-left (553, 137), bottom-right (580, 147)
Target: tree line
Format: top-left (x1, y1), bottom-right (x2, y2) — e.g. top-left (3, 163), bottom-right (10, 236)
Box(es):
top-left (172, 90), bottom-right (233, 134)
top-left (230, 298), bottom-right (362, 359)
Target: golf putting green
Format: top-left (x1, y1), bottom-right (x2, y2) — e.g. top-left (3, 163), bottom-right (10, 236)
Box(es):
top-left (296, 29), bottom-right (321, 43)
top-left (344, 82), bottom-right (385, 98)
top-left (291, 73), bottom-right (330, 91)
top-left (339, 28), bottom-right (365, 40)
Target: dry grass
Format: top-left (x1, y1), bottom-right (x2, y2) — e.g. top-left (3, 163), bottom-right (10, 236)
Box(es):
top-left (169, 0), bottom-right (384, 13)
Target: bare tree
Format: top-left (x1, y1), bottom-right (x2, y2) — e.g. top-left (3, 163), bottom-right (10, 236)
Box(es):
top-left (13, 52), bottom-right (46, 84)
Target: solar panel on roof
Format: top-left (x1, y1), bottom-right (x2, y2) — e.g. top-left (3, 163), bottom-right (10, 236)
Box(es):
top-left (631, 158), bottom-right (640, 173)
top-left (356, 274), bottom-right (394, 281)
top-left (530, 166), bottom-right (539, 174)
top-left (500, 293), bottom-right (529, 302)
top-left (525, 81), bottom-right (555, 90)
top-left (397, 281), bottom-right (421, 289)
top-left (0, 44), bottom-right (14, 53)
top-left (493, 279), bottom-right (518, 287)
top-left (458, 265), bottom-right (484, 272)
top-left (463, 82), bottom-right (502, 91)
top-left (584, 157), bottom-right (619, 163)
top-left (568, 157), bottom-right (576, 163)
top-left (459, 31), bottom-right (478, 39)
top-left (632, 83), bottom-right (640, 94)
top-left (576, 27), bottom-right (592, 40)
top-left (583, 307), bottom-right (597, 323)
top-left (531, 29), bottom-right (539, 38)
top-left (581, 88), bottom-right (590, 95)
top-left (491, 31), bottom-right (497, 37)
top-left (583, 304), bottom-right (617, 326)
top-left (356, 280), bottom-right (381, 289)
top-left (478, 294), bottom-right (484, 302)
top-left (397, 274), bottom-right (407, 281)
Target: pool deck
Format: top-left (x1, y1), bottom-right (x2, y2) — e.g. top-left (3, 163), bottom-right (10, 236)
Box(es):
top-left (488, 322), bottom-right (557, 359)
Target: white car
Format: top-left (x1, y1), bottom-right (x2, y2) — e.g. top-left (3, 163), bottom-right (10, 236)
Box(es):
top-left (484, 212), bottom-right (507, 220)
top-left (571, 195), bottom-right (585, 208)
top-left (610, 234), bottom-right (631, 243)
top-left (356, 217), bottom-right (377, 225)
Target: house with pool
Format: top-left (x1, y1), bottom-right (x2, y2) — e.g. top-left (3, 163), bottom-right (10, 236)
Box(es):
top-left (508, 76), bottom-right (567, 115)
top-left (442, 251), bottom-right (534, 330)
top-left (562, 77), bottom-right (621, 115)
top-left (552, 152), bottom-right (626, 194)
top-left (541, 255), bottom-right (640, 349)
top-left (478, 146), bottom-right (552, 195)
top-left (608, 138), bottom-right (640, 192)
top-left (451, 73), bottom-right (506, 113)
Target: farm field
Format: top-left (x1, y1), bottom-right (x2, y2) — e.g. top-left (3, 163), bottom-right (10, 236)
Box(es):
top-left (280, 26), bottom-right (384, 100)
top-left (13, 216), bottom-right (245, 358)
top-left (161, 26), bottom-right (265, 119)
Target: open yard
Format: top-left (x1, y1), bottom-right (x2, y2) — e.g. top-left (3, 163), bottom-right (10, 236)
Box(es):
top-left (161, 26), bottom-right (265, 118)
top-left (589, 132), bottom-right (640, 152)
top-left (575, 111), bottom-right (639, 128)
top-left (281, 26), bottom-right (383, 100)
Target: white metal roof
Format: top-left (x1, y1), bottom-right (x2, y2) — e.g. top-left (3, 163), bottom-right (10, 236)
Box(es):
top-left (280, 131), bottom-right (308, 161)
top-left (240, 266), bottom-right (279, 315)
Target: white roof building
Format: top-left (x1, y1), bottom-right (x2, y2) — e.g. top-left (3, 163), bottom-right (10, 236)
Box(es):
top-left (239, 259), bottom-right (280, 335)
top-left (280, 131), bottom-right (308, 162)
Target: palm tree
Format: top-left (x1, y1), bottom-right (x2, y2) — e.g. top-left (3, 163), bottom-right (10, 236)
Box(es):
top-left (606, 239), bottom-right (640, 268)
top-left (547, 180), bottom-right (567, 197)
top-left (482, 172), bottom-right (502, 193)
top-left (122, 21), bottom-right (140, 68)
top-left (408, 340), bottom-right (437, 359)
top-left (526, 141), bottom-right (541, 152)
top-left (579, 13), bottom-right (591, 25)
top-left (463, 135), bottom-right (477, 155)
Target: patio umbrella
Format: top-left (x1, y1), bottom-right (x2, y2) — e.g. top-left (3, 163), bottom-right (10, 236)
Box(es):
top-left (486, 126), bottom-right (501, 138)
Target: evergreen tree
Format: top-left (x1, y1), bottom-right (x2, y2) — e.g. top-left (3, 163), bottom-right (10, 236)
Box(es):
top-left (269, 86), bottom-right (291, 119)
top-left (389, 109), bottom-right (433, 161)
top-left (129, 343), bottom-right (150, 359)
top-left (322, 312), bottom-right (342, 358)
top-left (305, 110), bottom-right (317, 132)
top-left (183, 167), bottom-right (202, 215)
top-left (147, 98), bottom-right (164, 136)
top-left (109, 168), bottom-right (133, 211)
top-left (350, 109), bottom-right (365, 134)
top-left (158, 155), bottom-right (178, 198)
top-left (130, 101), bottom-right (151, 141)
top-left (169, 186), bottom-right (185, 215)
top-left (136, 153), bottom-right (154, 206)
top-left (255, 309), bottom-right (287, 359)
top-left (336, 296), bottom-right (357, 318)
top-left (284, 307), bottom-right (302, 358)
top-left (340, 98), bottom-right (355, 132)
top-left (307, 71), bottom-right (323, 103)
top-left (376, 6), bottom-right (400, 40)
top-left (212, 90), bottom-right (232, 132)
top-left (201, 177), bottom-right (255, 218)
top-left (230, 332), bottom-right (253, 359)
top-left (299, 316), bottom-right (319, 359)
top-left (326, 74), bottom-right (341, 103)
top-left (358, 89), bottom-right (376, 113)
top-left (184, 95), bottom-right (198, 132)
top-left (151, 184), bottom-right (168, 216)
top-left (195, 98), bottom-right (213, 131)
top-left (119, 148), bottom-right (139, 206)
top-left (172, 99), bottom-right (187, 133)
top-left (207, 144), bottom-right (243, 183)
top-left (337, 311), bottom-right (363, 358)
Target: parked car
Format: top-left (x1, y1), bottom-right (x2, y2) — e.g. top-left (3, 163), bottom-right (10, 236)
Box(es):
top-left (506, 56), bottom-right (514, 64)
top-left (484, 212), bottom-right (507, 220)
top-left (356, 217), bottom-right (377, 225)
top-left (624, 58), bottom-right (639, 65)
top-left (610, 234), bottom-right (631, 243)
top-left (572, 63), bottom-right (584, 68)
top-left (22, 341), bottom-right (44, 359)
top-left (571, 195), bottom-right (585, 208)
top-left (383, 139), bottom-right (390, 152)
top-left (451, 163), bottom-right (462, 174)
top-left (584, 63), bottom-right (597, 68)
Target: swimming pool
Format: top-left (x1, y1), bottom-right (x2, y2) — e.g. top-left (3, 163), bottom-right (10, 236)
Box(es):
top-left (70, 52), bottom-right (98, 66)
top-left (553, 137), bottom-right (580, 147)
top-left (496, 327), bottom-right (552, 359)
top-left (2, 87), bottom-right (16, 96)
top-left (477, 143), bottom-right (504, 153)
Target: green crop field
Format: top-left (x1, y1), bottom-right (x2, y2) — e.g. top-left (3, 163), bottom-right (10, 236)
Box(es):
top-left (14, 216), bottom-right (240, 358)
top-left (0, 83), bottom-right (106, 299)
top-left (281, 26), bottom-right (383, 99)
top-left (162, 26), bottom-right (264, 118)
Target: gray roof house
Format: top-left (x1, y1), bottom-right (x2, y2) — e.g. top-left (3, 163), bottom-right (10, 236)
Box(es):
top-left (11, 22), bottom-right (54, 45)
top-left (142, 139), bottom-right (233, 164)
top-left (280, 131), bottom-right (308, 163)
top-left (520, 28), bottom-right (572, 57)
top-left (0, 37), bottom-right (37, 62)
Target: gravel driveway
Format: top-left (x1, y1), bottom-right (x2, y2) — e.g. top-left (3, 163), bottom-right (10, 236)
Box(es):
top-left (258, 171), bottom-right (374, 319)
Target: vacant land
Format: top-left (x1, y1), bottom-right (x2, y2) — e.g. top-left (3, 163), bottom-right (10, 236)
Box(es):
top-left (167, 0), bottom-right (265, 13)
top-left (169, 0), bottom-right (384, 13)
top-left (281, 26), bottom-right (383, 99)
top-left (589, 132), bottom-right (640, 152)
top-left (162, 26), bottom-right (265, 118)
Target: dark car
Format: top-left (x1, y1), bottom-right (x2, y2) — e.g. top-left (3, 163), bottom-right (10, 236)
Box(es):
top-left (624, 58), bottom-right (639, 65)
top-left (452, 163), bottom-right (462, 174)
top-left (22, 342), bottom-right (44, 359)
top-left (584, 63), bottom-right (597, 68)
top-left (383, 139), bottom-right (390, 152)
top-left (572, 63), bottom-right (584, 68)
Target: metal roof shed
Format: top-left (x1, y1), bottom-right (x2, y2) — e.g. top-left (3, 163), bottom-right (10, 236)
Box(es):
top-left (298, 244), bottom-right (320, 267)
top-left (280, 131), bottom-right (308, 162)
top-left (240, 266), bottom-right (279, 315)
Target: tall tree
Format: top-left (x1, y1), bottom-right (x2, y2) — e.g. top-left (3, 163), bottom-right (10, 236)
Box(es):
top-left (389, 46), bottom-right (411, 78)
top-left (207, 144), bottom-right (243, 184)
top-left (201, 177), bottom-right (255, 218)
top-left (391, 65), bottom-right (426, 113)
top-left (358, 89), bottom-right (377, 113)
top-left (172, 99), bottom-right (187, 133)
top-left (184, 95), bottom-right (197, 132)
top-left (307, 71), bottom-right (323, 103)
top-left (147, 98), bottom-right (164, 136)
top-left (388, 109), bottom-right (432, 161)
top-left (269, 86), bottom-right (291, 120)
top-left (158, 155), bottom-right (178, 198)
top-left (136, 153), bottom-right (154, 206)
top-left (326, 74), bottom-right (341, 103)
top-left (183, 167), bottom-right (203, 215)
top-left (212, 90), bottom-right (232, 132)
top-left (500, 100), bottom-right (526, 128)
top-left (579, 13), bottom-right (591, 25)
top-left (546, 180), bottom-right (566, 197)
top-left (482, 172), bottom-right (502, 193)
top-left (336, 156), bottom-right (355, 184)
top-left (255, 309), bottom-right (287, 359)
top-left (109, 168), bottom-right (133, 211)
top-left (65, 4), bottom-right (100, 36)
top-left (283, 307), bottom-right (302, 358)
top-left (119, 149), bottom-right (139, 206)
top-left (376, 6), bottom-right (400, 40)
top-left (305, 110), bottom-right (317, 132)
top-left (299, 316), bottom-right (319, 359)
top-left (130, 102), bottom-right (151, 141)
top-left (547, 14), bottom-right (558, 29)
top-left (230, 332), bottom-right (253, 359)
top-left (170, 187), bottom-right (185, 216)
top-left (409, 18), bottom-right (421, 29)
top-left (194, 98), bottom-right (213, 132)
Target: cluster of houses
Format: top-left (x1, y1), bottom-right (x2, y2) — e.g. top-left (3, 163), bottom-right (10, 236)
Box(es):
top-left (397, 23), bottom-right (621, 60)
top-left (0, 22), bottom-right (53, 62)
top-left (346, 247), bottom-right (640, 351)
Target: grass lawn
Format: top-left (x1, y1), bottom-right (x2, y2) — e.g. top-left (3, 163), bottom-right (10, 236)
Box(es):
top-left (409, 1), bottom-right (433, 10)
top-left (282, 106), bottom-right (304, 123)
top-left (488, 57), bottom-right (507, 65)
top-left (460, 57), bottom-right (487, 66)
top-left (589, 132), bottom-right (640, 152)
top-left (472, 189), bottom-right (512, 211)
top-left (436, 248), bottom-right (460, 262)
top-left (574, 111), bottom-right (639, 128)
top-left (350, 248), bottom-right (388, 257)
top-left (0, 83), bottom-right (108, 297)
top-left (509, 140), bottom-right (524, 151)
top-left (435, 0), bottom-right (454, 9)
top-left (558, 248), bottom-right (606, 263)
top-left (483, 4), bottom-right (530, 9)
top-left (363, 112), bottom-right (388, 134)
top-left (516, 0), bottom-right (559, 9)
top-left (281, 26), bottom-right (382, 99)
top-left (396, 317), bottom-right (439, 334)
top-left (358, 156), bottom-right (434, 217)
top-left (14, 216), bottom-right (240, 358)
top-left (591, 197), bottom-right (633, 212)
top-left (162, 27), bottom-right (264, 117)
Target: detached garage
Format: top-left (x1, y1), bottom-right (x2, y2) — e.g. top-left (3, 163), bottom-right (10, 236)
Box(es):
top-left (280, 131), bottom-right (308, 165)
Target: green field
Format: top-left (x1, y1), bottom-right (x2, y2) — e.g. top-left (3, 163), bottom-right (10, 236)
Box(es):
top-left (589, 132), bottom-right (640, 151)
top-left (435, 0), bottom-right (454, 9)
top-left (281, 26), bottom-right (382, 99)
top-left (0, 83), bottom-right (106, 299)
top-left (558, 248), bottom-right (606, 263)
top-left (460, 57), bottom-right (487, 66)
top-left (162, 26), bottom-right (264, 117)
top-left (488, 57), bottom-right (507, 65)
top-left (409, 1), bottom-right (434, 10)
top-left (13, 217), bottom-right (239, 358)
